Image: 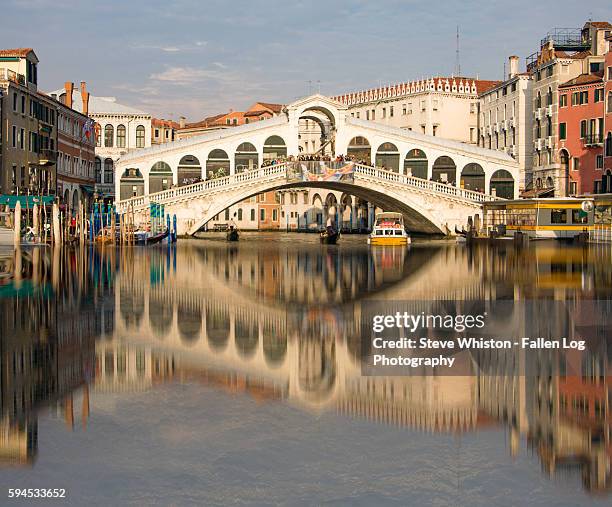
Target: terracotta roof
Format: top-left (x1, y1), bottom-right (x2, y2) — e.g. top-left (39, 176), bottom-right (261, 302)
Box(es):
top-left (255, 102), bottom-right (283, 113)
top-left (588, 21), bottom-right (612, 29)
top-left (0, 48), bottom-right (34, 58)
top-left (244, 109), bottom-right (270, 117)
top-left (474, 80), bottom-right (502, 94)
top-left (152, 118), bottom-right (179, 128)
top-left (559, 72), bottom-right (603, 88)
top-left (183, 113), bottom-right (226, 129)
top-left (555, 49), bottom-right (592, 60)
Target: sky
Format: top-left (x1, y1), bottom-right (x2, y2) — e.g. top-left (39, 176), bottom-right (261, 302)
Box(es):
top-left (1, 0), bottom-right (610, 122)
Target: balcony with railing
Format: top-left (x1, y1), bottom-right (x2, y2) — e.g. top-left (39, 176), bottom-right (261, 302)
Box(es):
top-left (39, 149), bottom-right (57, 166)
top-left (582, 133), bottom-right (604, 147)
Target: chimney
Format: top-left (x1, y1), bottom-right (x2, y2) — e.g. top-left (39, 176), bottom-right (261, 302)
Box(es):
top-left (179, 116), bottom-right (186, 129)
top-left (508, 55), bottom-right (519, 79)
top-left (64, 81), bottom-right (74, 109)
top-left (80, 81), bottom-right (90, 116)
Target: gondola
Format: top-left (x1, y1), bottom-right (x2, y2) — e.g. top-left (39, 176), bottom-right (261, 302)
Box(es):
top-left (226, 228), bottom-right (239, 242)
top-left (454, 225), bottom-right (468, 237)
top-left (320, 229), bottom-right (340, 244)
top-left (146, 229), bottom-right (169, 245)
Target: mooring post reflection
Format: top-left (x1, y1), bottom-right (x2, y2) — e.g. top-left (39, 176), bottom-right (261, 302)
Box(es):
top-left (0, 240), bottom-right (610, 497)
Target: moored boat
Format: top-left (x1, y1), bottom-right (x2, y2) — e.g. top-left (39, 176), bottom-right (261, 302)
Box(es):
top-left (367, 212), bottom-right (411, 246)
top-left (227, 228), bottom-right (239, 242)
top-left (320, 229), bottom-right (340, 244)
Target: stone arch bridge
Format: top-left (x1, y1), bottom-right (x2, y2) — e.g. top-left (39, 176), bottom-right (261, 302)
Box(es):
top-left (115, 95), bottom-right (520, 235)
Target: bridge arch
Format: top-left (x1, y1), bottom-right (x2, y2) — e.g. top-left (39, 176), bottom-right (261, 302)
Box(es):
top-left (206, 149), bottom-right (230, 179)
top-left (263, 135), bottom-right (287, 161)
top-left (460, 163), bottom-right (485, 193)
top-left (347, 136), bottom-right (371, 164)
top-left (490, 169), bottom-right (514, 199)
top-left (375, 142), bottom-right (400, 172)
top-left (432, 156), bottom-right (457, 185)
top-left (149, 161), bottom-right (173, 193)
top-left (177, 155), bottom-right (202, 186)
top-left (119, 168), bottom-right (144, 200)
top-left (234, 142), bottom-right (259, 173)
top-left (404, 149), bottom-right (428, 179)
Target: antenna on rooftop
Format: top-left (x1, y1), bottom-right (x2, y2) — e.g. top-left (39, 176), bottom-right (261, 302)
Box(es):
top-left (455, 26), bottom-right (461, 76)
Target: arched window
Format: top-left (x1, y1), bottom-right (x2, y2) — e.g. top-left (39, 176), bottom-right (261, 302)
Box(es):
top-left (136, 125), bottom-right (145, 148)
top-left (206, 149), bottom-right (230, 179)
top-left (546, 87), bottom-right (552, 106)
top-left (116, 124), bottom-right (126, 148)
top-left (104, 124), bottom-right (113, 147)
top-left (235, 142), bottom-right (258, 173)
top-left (608, 91), bottom-right (612, 114)
top-left (119, 168), bottom-right (144, 200)
top-left (177, 155), bottom-right (202, 186)
top-left (375, 142), bottom-right (399, 172)
top-left (536, 92), bottom-right (541, 109)
top-left (606, 132), bottom-right (612, 157)
top-left (95, 157), bottom-right (101, 183)
top-left (460, 163), bottom-right (485, 192)
top-left (404, 149), bottom-right (427, 179)
top-left (237, 208), bottom-right (243, 220)
top-left (263, 135), bottom-right (287, 160)
top-left (104, 158), bottom-right (114, 184)
top-left (489, 169), bottom-right (514, 199)
top-left (432, 156), bottom-right (457, 185)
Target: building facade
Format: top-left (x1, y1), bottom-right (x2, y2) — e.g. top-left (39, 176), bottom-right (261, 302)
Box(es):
top-left (331, 77), bottom-right (499, 145)
top-left (52, 82), bottom-right (96, 209)
top-left (478, 56), bottom-right (533, 193)
top-left (0, 48), bottom-right (57, 196)
top-left (604, 33), bottom-right (612, 186)
top-left (528, 21), bottom-right (610, 196)
top-left (151, 118), bottom-right (178, 145)
top-left (558, 74), bottom-right (605, 194)
top-left (49, 83), bottom-right (152, 200)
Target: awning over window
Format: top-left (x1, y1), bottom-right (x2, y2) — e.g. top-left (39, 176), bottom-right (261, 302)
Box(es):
top-left (80, 185), bottom-right (95, 195)
top-left (0, 194), bottom-right (54, 209)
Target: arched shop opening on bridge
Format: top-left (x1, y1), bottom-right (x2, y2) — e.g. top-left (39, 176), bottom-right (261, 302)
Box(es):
top-left (432, 156), bottom-right (456, 185)
top-left (347, 136), bottom-right (371, 164)
top-left (235, 142), bottom-right (258, 172)
top-left (404, 149), bottom-right (427, 179)
top-left (460, 163), bottom-right (485, 193)
top-left (149, 161), bottom-right (173, 193)
top-left (177, 155), bottom-right (202, 186)
top-left (206, 149), bottom-right (230, 179)
top-left (375, 142), bottom-right (400, 172)
top-left (119, 168), bottom-right (144, 200)
top-left (263, 135), bottom-right (287, 161)
top-left (489, 169), bottom-right (514, 199)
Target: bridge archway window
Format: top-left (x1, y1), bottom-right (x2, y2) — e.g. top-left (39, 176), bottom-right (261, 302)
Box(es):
top-left (460, 163), bottom-right (485, 193)
top-left (235, 142), bottom-right (258, 173)
top-left (489, 170), bottom-right (514, 199)
top-left (375, 142), bottom-right (400, 172)
top-left (149, 161), bottom-right (173, 193)
top-left (119, 168), bottom-right (144, 200)
top-left (263, 135), bottom-right (287, 161)
top-left (206, 307), bottom-right (230, 351)
top-left (206, 149), bottom-right (230, 179)
top-left (347, 136), bottom-right (371, 164)
top-left (432, 156), bottom-right (456, 185)
top-left (177, 155), bottom-right (202, 186)
top-left (404, 149), bottom-right (428, 179)
top-left (178, 304), bottom-right (202, 344)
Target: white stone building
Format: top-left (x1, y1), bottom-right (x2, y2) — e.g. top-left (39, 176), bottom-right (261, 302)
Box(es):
top-left (478, 56), bottom-right (533, 192)
top-left (331, 77), bottom-right (500, 145)
top-left (49, 84), bottom-right (152, 199)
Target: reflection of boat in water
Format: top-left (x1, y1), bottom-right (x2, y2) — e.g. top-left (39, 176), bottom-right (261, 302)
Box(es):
top-left (0, 225), bottom-right (13, 246)
top-left (320, 229), bottom-right (339, 244)
top-left (226, 228), bottom-right (239, 242)
top-left (368, 212), bottom-right (410, 246)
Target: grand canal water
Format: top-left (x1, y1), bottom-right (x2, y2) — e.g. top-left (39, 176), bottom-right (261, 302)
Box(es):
top-left (0, 235), bottom-right (610, 506)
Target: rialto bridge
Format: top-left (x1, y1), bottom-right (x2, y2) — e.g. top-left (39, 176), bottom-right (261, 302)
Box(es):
top-left (114, 95), bottom-right (520, 235)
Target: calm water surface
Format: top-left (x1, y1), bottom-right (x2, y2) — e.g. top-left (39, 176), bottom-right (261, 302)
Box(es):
top-left (0, 235), bottom-right (610, 506)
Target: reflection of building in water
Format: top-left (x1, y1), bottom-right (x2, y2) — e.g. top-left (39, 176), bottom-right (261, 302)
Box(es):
top-left (475, 300), bottom-right (611, 494)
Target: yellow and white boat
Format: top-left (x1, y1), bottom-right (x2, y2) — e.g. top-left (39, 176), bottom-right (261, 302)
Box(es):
top-left (367, 212), bottom-right (411, 246)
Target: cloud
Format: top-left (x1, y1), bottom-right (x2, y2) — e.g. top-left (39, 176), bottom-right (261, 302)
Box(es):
top-left (149, 66), bottom-right (234, 85)
top-left (131, 41), bottom-right (207, 53)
